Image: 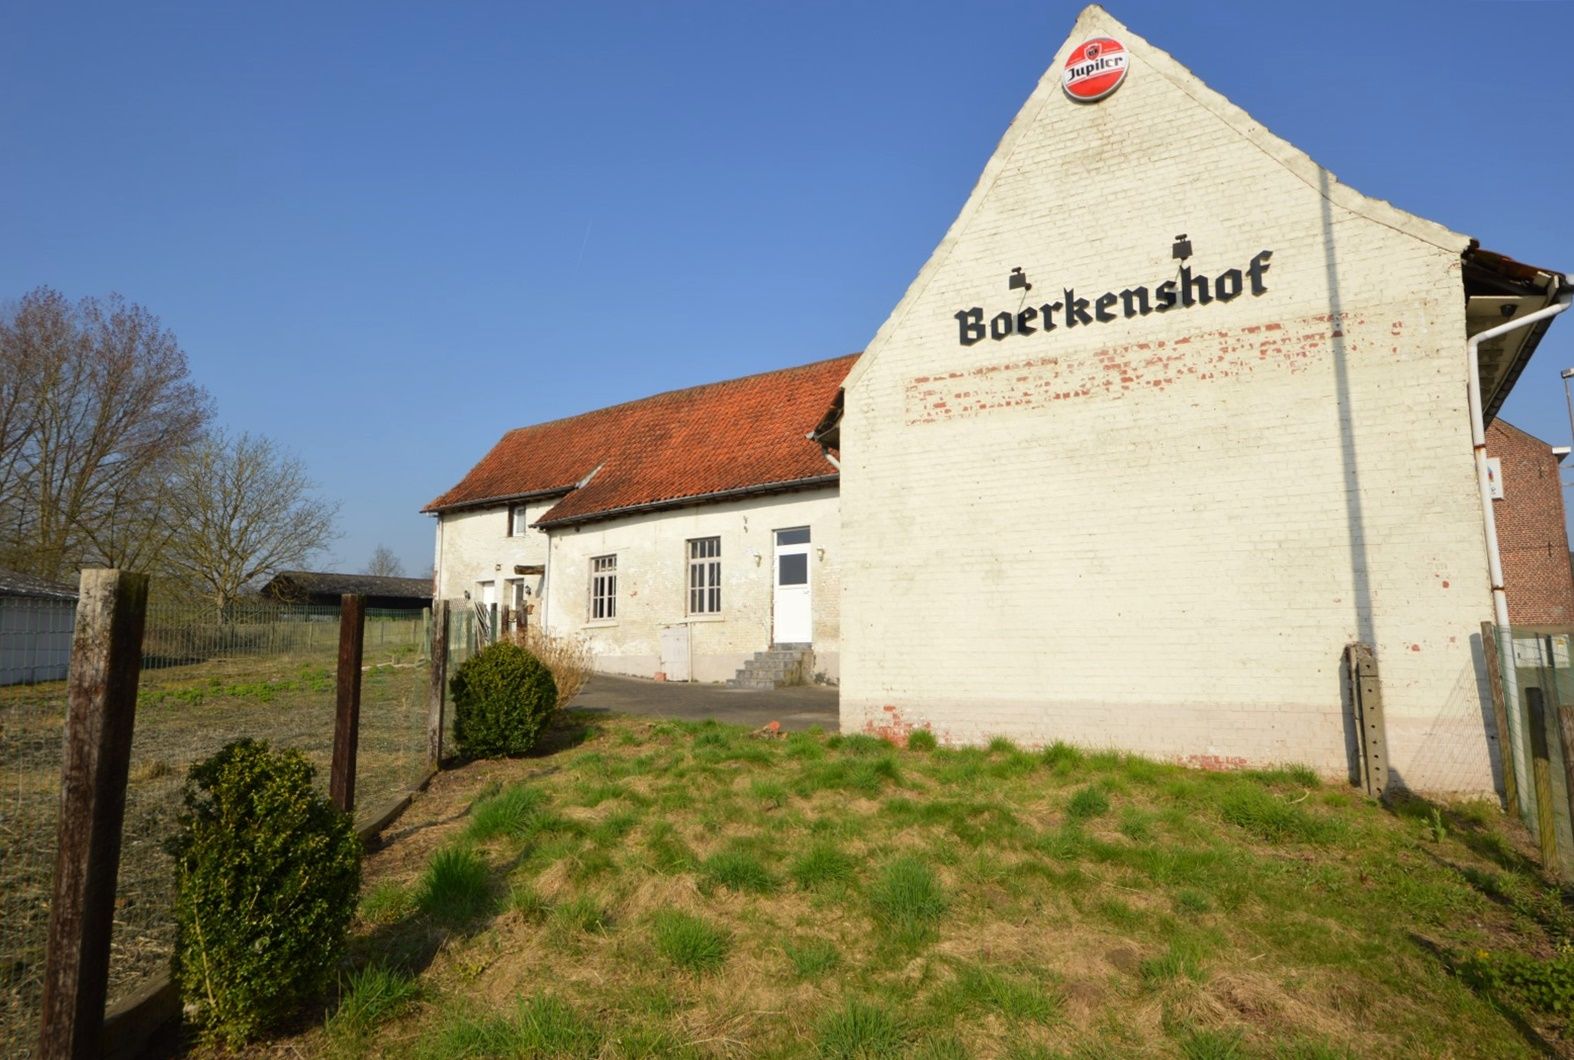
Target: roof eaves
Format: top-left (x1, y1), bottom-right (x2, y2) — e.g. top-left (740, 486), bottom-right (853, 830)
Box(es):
top-left (534, 474), bottom-right (840, 530)
top-left (422, 485), bottom-right (577, 516)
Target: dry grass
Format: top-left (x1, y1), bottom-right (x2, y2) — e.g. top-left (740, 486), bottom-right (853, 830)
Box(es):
top-left (234, 715), bottom-right (1574, 1057)
top-left (0, 633), bottom-right (431, 1055)
top-left (509, 627), bottom-right (593, 707)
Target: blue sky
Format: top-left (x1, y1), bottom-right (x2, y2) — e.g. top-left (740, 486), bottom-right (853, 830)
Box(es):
top-left (4, 2), bottom-right (1573, 575)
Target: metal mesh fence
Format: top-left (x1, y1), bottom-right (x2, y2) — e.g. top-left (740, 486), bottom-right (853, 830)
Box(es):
top-left (0, 598), bottom-right (432, 1057)
top-left (1491, 625), bottom-right (1574, 877)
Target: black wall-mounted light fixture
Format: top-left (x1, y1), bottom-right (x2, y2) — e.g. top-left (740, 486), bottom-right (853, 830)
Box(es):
top-left (1171, 234), bottom-right (1192, 261)
top-left (1009, 267), bottom-right (1032, 292)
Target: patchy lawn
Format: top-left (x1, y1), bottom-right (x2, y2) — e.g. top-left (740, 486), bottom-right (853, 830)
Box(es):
top-left (271, 712), bottom-right (1568, 1058)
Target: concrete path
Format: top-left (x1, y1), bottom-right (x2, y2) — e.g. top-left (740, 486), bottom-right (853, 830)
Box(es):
top-left (568, 673), bottom-right (839, 732)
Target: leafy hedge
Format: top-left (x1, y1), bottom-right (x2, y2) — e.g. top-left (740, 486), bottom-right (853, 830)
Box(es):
top-left (451, 641), bottom-right (558, 758)
top-left (167, 739), bottom-right (361, 1045)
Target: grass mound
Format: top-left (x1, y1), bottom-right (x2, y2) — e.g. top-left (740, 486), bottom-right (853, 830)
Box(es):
top-left (301, 712), bottom-right (1571, 1058)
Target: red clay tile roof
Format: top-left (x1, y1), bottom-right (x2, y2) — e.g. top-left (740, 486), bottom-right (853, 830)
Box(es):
top-left (422, 354), bottom-right (858, 525)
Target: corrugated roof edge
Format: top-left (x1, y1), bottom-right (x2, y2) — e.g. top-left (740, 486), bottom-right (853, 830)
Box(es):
top-left (0, 567), bottom-right (80, 600)
top-left (534, 474), bottom-right (840, 529)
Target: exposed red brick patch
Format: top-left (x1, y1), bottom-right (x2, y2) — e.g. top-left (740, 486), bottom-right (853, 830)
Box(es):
top-left (1181, 754), bottom-right (1249, 772)
top-left (863, 704), bottom-right (932, 747)
top-left (904, 312), bottom-right (1370, 424)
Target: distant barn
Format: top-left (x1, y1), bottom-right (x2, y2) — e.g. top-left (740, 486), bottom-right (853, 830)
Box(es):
top-left (0, 567), bottom-right (78, 685)
top-left (260, 571), bottom-right (433, 611)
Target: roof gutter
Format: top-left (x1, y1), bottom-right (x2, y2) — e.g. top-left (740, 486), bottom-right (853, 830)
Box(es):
top-left (808, 432), bottom-right (841, 470)
top-left (534, 475), bottom-right (840, 530)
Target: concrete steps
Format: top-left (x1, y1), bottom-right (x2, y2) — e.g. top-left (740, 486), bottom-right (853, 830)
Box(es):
top-left (726, 643), bottom-right (812, 689)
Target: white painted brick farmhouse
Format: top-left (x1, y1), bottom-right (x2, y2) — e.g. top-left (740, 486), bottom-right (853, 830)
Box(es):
top-left (428, 6), bottom-right (1569, 795)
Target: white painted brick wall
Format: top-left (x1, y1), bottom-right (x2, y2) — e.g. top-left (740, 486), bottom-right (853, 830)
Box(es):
top-left (839, 7), bottom-right (1497, 792)
top-left (437, 490), bottom-right (841, 684)
top-left (542, 490), bottom-right (840, 684)
top-left (433, 499), bottom-right (556, 605)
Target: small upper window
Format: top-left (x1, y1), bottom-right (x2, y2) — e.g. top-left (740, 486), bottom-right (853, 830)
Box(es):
top-left (509, 505), bottom-right (530, 537)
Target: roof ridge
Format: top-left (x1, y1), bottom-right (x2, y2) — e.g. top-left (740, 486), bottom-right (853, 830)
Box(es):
top-left (498, 353), bottom-right (861, 438)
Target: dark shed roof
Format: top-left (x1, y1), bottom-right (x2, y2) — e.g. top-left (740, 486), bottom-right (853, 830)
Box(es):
top-left (260, 571), bottom-right (433, 605)
top-left (0, 567), bottom-right (79, 601)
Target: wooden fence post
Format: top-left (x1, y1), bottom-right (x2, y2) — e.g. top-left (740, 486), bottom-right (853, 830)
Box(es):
top-left (1481, 621), bottom-right (1518, 811)
top-left (428, 600), bottom-right (449, 771)
top-left (38, 569), bottom-right (149, 1060)
top-left (330, 594), bottom-right (366, 815)
top-left (1527, 687), bottom-right (1560, 873)
top-left (1346, 643), bottom-right (1389, 801)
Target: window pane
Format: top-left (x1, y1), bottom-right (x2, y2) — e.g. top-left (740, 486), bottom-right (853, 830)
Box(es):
top-left (778, 553), bottom-right (808, 585)
top-left (775, 527), bottom-right (810, 546)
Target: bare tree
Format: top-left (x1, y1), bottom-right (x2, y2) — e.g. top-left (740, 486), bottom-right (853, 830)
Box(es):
top-left (162, 432), bottom-right (338, 618)
top-left (364, 544), bottom-right (404, 577)
top-left (0, 287), bottom-right (211, 579)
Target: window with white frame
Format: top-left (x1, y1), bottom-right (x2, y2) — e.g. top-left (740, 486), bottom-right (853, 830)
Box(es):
top-left (509, 504), bottom-right (529, 537)
top-left (687, 537), bottom-right (721, 614)
top-left (590, 555), bottom-right (617, 621)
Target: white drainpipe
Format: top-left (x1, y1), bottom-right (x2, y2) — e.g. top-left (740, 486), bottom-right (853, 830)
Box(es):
top-left (1467, 287), bottom-right (1571, 813)
top-left (1468, 289), bottom-right (1572, 629)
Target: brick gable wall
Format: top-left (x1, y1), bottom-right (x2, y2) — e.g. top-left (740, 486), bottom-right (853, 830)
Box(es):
top-left (1489, 419), bottom-right (1574, 626)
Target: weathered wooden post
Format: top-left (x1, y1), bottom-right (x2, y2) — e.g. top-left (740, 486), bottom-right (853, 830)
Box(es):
top-left (38, 569), bottom-right (150, 1060)
top-left (1346, 643), bottom-right (1389, 801)
top-left (1527, 687), bottom-right (1560, 872)
top-left (329, 594), bottom-right (366, 814)
top-left (1481, 621), bottom-right (1519, 811)
top-left (427, 600), bottom-right (450, 771)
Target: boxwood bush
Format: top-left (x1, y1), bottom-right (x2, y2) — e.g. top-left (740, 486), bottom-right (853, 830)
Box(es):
top-left (451, 641), bottom-right (559, 758)
top-left (167, 739), bottom-right (361, 1045)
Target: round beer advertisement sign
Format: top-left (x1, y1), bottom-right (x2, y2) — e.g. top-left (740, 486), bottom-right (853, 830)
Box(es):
top-left (1062, 37), bottom-right (1128, 102)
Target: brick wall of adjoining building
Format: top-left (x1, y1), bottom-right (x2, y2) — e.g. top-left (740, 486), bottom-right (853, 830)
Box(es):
top-left (1489, 419), bottom-right (1574, 626)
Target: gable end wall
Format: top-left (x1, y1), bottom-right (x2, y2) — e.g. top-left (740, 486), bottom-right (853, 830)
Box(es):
top-left (839, 7), bottom-right (1496, 792)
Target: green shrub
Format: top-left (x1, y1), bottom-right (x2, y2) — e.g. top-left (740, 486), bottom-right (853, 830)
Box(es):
top-left (1461, 946), bottom-right (1574, 1019)
top-left (167, 739), bottom-right (361, 1045)
top-left (906, 729), bottom-right (938, 752)
top-left (451, 641), bottom-right (559, 758)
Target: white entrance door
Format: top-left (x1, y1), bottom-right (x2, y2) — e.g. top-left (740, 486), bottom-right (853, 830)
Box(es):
top-left (773, 527), bottom-right (812, 645)
top-left (659, 624), bottom-right (692, 682)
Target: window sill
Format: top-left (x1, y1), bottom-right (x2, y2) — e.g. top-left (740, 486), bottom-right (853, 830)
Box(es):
top-left (683, 614), bottom-right (726, 623)
top-left (583, 620), bottom-right (619, 629)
